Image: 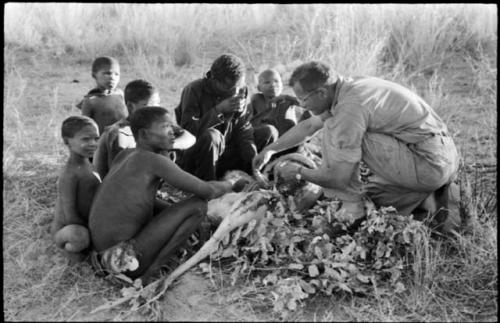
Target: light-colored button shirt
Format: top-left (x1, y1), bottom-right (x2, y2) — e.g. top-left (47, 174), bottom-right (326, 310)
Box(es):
top-left (322, 76), bottom-right (449, 164)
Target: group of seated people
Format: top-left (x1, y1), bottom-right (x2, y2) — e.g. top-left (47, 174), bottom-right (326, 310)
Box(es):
top-left (53, 54), bottom-right (308, 284)
top-left (53, 53), bottom-right (461, 285)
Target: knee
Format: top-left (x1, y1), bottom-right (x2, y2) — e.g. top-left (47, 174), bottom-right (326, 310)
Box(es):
top-left (199, 128), bottom-right (224, 147)
top-left (54, 224), bottom-right (90, 252)
top-left (192, 198), bottom-right (208, 218)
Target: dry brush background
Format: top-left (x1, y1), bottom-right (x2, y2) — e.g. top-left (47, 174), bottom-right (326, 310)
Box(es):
top-left (3, 3), bottom-right (497, 321)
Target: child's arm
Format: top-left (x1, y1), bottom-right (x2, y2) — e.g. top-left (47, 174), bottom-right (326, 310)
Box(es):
top-left (151, 154), bottom-right (233, 200)
top-left (58, 173), bottom-right (86, 226)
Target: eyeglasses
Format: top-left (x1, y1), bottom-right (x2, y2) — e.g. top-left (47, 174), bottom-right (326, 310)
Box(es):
top-left (297, 88), bottom-right (320, 104)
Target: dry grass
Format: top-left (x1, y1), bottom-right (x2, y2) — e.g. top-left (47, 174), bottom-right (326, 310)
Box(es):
top-left (3, 3), bottom-right (497, 322)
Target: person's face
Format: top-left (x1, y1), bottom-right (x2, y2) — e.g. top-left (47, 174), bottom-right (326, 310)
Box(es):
top-left (93, 64), bottom-right (120, 91)
top-left (292, 81), bottom-right (329, 116)
top-left (257, 71), bottom-right (283, 99)
top-left (127, 92), bottom-right (161, 114)
top-left (143, 114), bottom-right (178, 151)
top-left (66, 124), bottom-right (99, 158)
top-left (213, 76), bottom-right (246, 99)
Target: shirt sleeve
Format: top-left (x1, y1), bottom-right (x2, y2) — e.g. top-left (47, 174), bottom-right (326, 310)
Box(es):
top-left (178, 84), bottom-right (224, 137)
top-left (322, 102), bottom-right (368, 164)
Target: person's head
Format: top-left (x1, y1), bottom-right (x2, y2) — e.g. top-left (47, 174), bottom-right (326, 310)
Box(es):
top-left (208, 54), bottom-right (246, 98)
top-left (91, 56), bottom-right (120, 91)
top-left (124, 79), bottom-right (161, 114)
top-left (257, 69), bottom-right (283, 99)
top-left (288, 61), bottom-right (337, 116)
top-left (129, 106), bottom-right (179, 151)
top-left (61, 115), bottom-right (99, 158)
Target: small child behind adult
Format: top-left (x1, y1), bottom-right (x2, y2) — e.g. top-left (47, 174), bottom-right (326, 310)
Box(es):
top-left (249, 68), bottom-right (311, 138)
top-left (76, 56), bottom-right (128, 135)
top-left (52, 116), bottom-right (101, 264)
top-left (89, 107), bottom-right (243, 284)
top-left (93, 79), bottom-right (194, 179)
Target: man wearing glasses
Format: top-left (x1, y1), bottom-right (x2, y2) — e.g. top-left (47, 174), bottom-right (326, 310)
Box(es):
top-left (253, 61), bottom-right (460, 233)
top-left (176, 54), bottom-right (275, 181)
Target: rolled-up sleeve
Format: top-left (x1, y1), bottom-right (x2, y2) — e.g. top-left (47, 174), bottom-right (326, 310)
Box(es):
top-left (322, 102), bottom-right (368, 165)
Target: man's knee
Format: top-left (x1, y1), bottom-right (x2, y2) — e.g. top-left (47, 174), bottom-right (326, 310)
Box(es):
top-left (54, 224), bottom-right (90, 252)
top-left (189, 197), bottom-right (208, 218)
top-left (199, 128), bottom-right (224, 148)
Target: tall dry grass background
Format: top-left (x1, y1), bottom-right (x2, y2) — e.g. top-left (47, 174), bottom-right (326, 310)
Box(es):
top-left (3, 3), bottom-right (497, 321)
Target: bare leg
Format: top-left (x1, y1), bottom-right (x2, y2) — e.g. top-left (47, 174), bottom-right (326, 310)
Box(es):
top-left (126, 197), bottom-right (207, 280)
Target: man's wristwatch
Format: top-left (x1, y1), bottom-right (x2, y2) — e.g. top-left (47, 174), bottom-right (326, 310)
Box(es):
top-left (295, 166), bottom-right (303, 181)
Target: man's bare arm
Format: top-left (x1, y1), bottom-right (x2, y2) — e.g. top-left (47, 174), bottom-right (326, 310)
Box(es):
top-left (265, 115), bottom-right (323, 154)
top-left (303, 161), bottom-right (358, 190)
top-left (278, 159), bottom-right (358, 190)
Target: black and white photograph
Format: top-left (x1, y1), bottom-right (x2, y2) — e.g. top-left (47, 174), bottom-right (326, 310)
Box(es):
top-left (3, 3), bottom-right (497, 321)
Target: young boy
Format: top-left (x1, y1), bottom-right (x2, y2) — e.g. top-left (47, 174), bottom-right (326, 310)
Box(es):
top-left (77, 56), bottom-right (128, 135)
top-left (52, 116), bottom-right (101, 264)
top-left (88, 107), bottom-right (237, 284)
top-left (249, 69), bottom-right (311, 139)
top-left (94, 79), bottom-right (195, 179)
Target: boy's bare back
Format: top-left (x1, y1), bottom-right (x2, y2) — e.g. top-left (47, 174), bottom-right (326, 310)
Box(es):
top-left (90, 146), bottom-right (232, 251)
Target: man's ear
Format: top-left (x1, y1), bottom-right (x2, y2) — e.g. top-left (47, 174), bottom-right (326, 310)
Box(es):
top-left (126, 101), bottom-right (135, 114)
top-left (138, 128), bottom-right (148, 140)
top-left (318, 87), bottom-right (328, 98)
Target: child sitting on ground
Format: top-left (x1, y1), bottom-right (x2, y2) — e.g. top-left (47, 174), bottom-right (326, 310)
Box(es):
top-left (89, 107), bottom-right (241, 285)
top-left (93, 79), bottom-right (195, 179)
top-left (52, 115), bottom-right (101, 264)
top-left (249, 68), bottom-right (311, 138)
top-left (77, 56), bottom-right (128, 135)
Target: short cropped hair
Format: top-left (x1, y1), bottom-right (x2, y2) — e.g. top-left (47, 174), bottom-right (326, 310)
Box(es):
top-left (129, 106), bottom-right (177, 140)
top-left (61, 115), bottom-right (98, 139)
top-left (288, 61), bottom-right (335, 92)
top-left (91, 56), bottom-right (119, 75)
top-left (124, 79), bottom-right (158, 104)
top-left (210, 54), bottom-right (245, 82)
top-left (258, 69), bottom-right (281, 83)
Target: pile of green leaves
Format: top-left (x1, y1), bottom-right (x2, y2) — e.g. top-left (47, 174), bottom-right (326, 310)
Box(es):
top-left (205, 196), bottom-right (429, 318)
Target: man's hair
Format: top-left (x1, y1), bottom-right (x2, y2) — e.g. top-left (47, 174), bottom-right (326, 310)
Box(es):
top-left (210, 54), bottom-right (245, 82)
top-left (258, 69), bottom-right (281, 84)
top-left (61, 115), bottom-right (97, 139)
top-left (124, 79), bottom-right (158, 104)
top-left (129, 106), bottom-right (177, 140)
top-left (91, 56), bottom-right (119, 75)
top-left (288, 61), bottom-right (335, 91)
